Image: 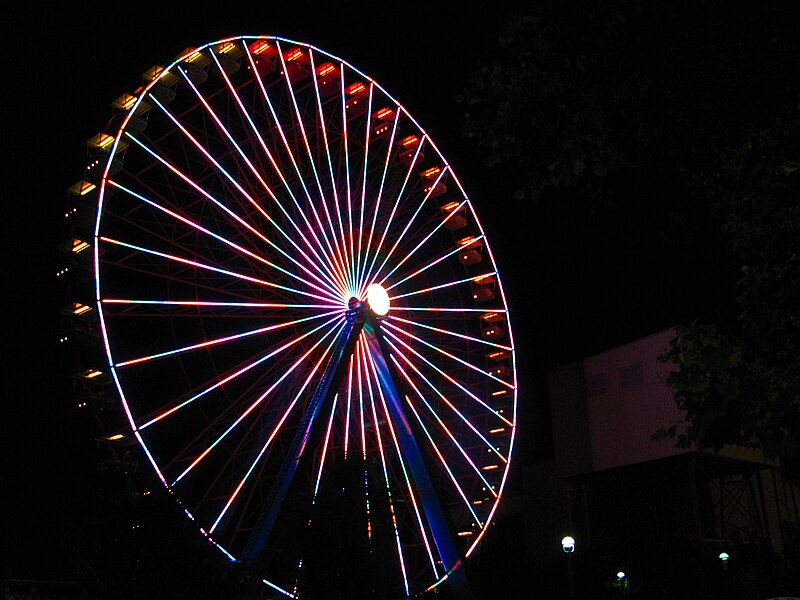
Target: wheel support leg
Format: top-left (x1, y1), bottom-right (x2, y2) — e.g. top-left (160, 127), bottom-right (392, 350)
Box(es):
top-left (363, 318), bottom-right (474, 600)
top-left (241, 309), bottom-right (365, 597)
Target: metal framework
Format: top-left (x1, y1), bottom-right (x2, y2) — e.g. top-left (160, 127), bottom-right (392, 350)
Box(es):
top-left (65, 35), bottom-right (519, 598)
top-left (560, 452), bottom-right (800, 595)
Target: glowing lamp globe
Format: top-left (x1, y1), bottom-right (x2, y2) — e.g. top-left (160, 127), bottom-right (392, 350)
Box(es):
top-left (561, 536), bottom-right (576, 553)
top-left (366, 283), bottom-right (390, 316)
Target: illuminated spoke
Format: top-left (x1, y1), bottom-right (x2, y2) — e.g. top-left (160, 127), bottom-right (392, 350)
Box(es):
top-left (357, 109), bottom-right (401, 294)
top-left (404, 392), bottom-right (485, 523)
top-left (313, 393), bottom-right (339, 501)
top-left (391, 272), bottom-right (496, 302)
top-left (124, 132), bottom-right (342, 298)
top-left (218, 46), bottom-right (355, 297)
top-left (386, 314), bottom-right (512, 352)
top-left (389, 307), bottom-right (508, 313)
top-left (344, 353), bottom-right (355, 458)
top-left (100, 236), bottom-right (336, 304)
top-left (353, 84), bottom-right (374, 293)
top-left (359, 338), bottom-right (410, 595)
top-left (109, 180), bottom-right (341, 302)
top-left (250, 43), bottom-right (350, 293)
top-left (382, 320), bottom-right (514, 389)
top-left (376, 176), bottom-right (457, 287)
top-left (209, 329), bottom-right (341, 533)
top-left (146, 95), bottom-right (344, 293)
top-left (357, 340), bottom-right (371, 540)
top-left (384, 235), bottom-right (484, 293)
top-left (172, 318), bottom-right (344, 486)
top-left (115, 310), bottom-right (339, 368)
top-left (386, 334), bottom-right (511, 462)
top-left (176, 62), bottom-right (347, 296)
top-left (102, 299), bottom-right (335, 310)
top-left (357, 338), bottom-right (367, 459)
top-left (275, 45), bottom-right (349, 292)
top-left (341, 72), bottom-right (356, 295)
top-left (260, 579), bottom-right (296, 599)
top-left (369, 162), bottom-right (448, 286)
top-left (308, 50), bottom-right (352, 294)
top-left (137, 314), bottom-right (343, 430)
top-left (389, 354), bottom-right (489, 514)
top-left (363, 348), bottom-right (439, 579)
top-left (359, 132), bottom-right (427, 291)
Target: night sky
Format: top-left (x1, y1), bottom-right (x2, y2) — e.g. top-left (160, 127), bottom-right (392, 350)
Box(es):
top-left (2, 0), bottom-right (747, 586)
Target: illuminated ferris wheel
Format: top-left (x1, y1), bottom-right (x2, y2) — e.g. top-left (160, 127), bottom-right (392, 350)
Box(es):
top-left (76, 35), bottom-right (517, 598)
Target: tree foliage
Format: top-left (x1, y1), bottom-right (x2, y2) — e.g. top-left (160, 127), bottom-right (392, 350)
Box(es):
top-left (660, 120), bottom-right (800, 462)
top-left (461, 0), bottom-right (799, 201)
top-left (461, 0), bottom-right (800, 461)
top-left (461, 0), bottom-right (656, 202)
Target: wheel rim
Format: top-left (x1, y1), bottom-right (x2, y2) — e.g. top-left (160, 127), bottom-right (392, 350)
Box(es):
top-left (94, 36), bottom-right (517, 597)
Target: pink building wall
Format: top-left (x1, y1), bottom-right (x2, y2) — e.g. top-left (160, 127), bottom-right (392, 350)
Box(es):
top-left (550, 328), bottom-right (691, 477)
top-left (583, 328), bottom-right (690, 472)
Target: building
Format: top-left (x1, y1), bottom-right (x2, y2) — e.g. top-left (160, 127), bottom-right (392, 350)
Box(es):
top-left (524, 328), bottom-right (800, 598)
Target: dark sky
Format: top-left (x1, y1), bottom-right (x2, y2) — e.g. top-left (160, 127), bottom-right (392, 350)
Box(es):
top-left (2, 0), bottom-right (742, 583)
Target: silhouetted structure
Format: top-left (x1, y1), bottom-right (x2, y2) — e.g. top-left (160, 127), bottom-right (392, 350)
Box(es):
top-left (524, 329), bottom-right (800, 598)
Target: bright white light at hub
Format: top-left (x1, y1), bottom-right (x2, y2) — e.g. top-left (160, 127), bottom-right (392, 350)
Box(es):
top-left (367, 283), bottom-right (390, 316)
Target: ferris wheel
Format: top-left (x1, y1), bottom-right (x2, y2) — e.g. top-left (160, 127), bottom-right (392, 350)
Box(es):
top-left (74, 35), bottom-right (518, 598)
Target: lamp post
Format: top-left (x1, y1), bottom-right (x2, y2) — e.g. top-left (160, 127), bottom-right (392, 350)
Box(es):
top-left (561, 536), bottom-right (576, 600)
top-left (614, 571), bottom-right (629, 593)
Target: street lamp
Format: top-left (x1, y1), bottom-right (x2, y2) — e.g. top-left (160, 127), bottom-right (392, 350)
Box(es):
top-left (719, 552), bottom-right (730, 569)
top-left (614, 570), bottom-right (629, 593)
top-left (561, 536), bottom-right (576, 600)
